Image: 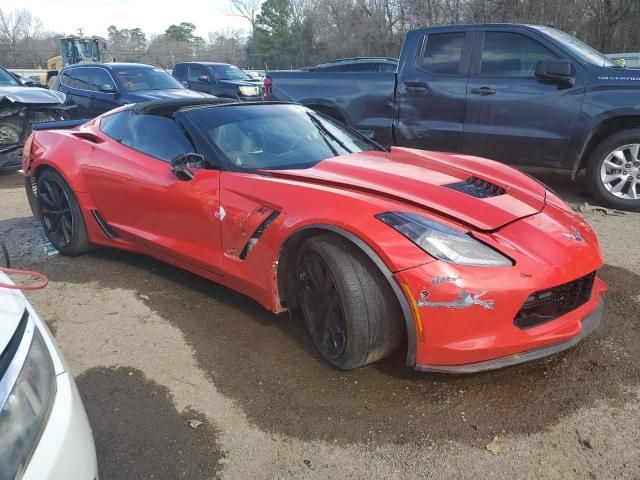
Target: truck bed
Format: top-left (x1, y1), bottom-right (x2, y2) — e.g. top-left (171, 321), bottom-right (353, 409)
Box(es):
top-left (266, 71), bottom-right (396, 145)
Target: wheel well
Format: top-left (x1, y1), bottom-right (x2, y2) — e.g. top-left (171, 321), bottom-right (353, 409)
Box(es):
top-left (578, 116), bottom-right (640, 175)
top-left (277, 226), bottom-right (416, 366)
top-left (306, 104), bottom-right (346, 123)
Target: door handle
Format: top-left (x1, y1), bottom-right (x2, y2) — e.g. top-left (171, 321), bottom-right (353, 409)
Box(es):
top-left (404, 81), bottom-right (428, 93)
top-left (470, 87), bottom-right (496, 95)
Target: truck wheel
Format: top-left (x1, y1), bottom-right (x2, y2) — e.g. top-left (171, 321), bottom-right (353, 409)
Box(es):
top-left (295, 234), bottom-right (403, 370)
top-left (587, 129), bottom-right (640, 210)
top-left (37, 169), bottom-right (92, 255)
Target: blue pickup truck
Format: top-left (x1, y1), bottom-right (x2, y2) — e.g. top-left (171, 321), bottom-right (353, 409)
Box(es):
top-left (266, 24), bottom-right (640, 210)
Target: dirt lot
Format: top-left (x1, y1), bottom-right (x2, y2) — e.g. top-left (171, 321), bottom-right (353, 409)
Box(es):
top-left (1, 170), bottom-right (640, 479)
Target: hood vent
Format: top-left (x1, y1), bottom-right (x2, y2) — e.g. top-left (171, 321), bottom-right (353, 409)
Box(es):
top-left (444, 176), bottom-right (506, 199)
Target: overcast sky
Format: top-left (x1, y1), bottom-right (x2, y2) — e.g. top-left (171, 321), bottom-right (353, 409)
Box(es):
top-left (2, 0), bottom-right (248, 38)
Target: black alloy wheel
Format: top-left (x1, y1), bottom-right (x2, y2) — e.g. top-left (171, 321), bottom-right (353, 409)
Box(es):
top-left (39, 177), bottom-right (74, 249)
top-left (298, 249), bottom-right (347, 359)
top-left (36, 169), bottom-right (91, 256)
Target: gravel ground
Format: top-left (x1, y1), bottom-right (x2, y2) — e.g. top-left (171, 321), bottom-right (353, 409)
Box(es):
top-left (1, 169), bottom-right (639, 479)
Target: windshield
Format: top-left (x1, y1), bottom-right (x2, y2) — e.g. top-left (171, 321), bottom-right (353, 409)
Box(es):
top-left (534, 26), bottom-right (619, 67)
top-left (208, 64), bottom-right (250, 81)
top-left (113, 66), bottom-right (184, 92)
top-left (0, 68), bottom-right (19, 86)
top-left (185, 104), bottom-right (379, 170)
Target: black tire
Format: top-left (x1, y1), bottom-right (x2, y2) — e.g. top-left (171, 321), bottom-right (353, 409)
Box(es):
top-left (37, 169), bottom-right (92, 255)
top-left (296, 234), bottom-right (403, 369)
top-left (586, 129), bottom-right (640, 211)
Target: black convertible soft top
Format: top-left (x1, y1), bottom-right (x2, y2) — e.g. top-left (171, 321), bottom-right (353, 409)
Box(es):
top-left (132, 97), bottom-right (237, 116)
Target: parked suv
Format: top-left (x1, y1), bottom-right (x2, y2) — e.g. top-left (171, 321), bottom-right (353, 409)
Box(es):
top-left (54, 63), bottom-right (212, 118)
top-left (172, 62), bottom-right (262, 100)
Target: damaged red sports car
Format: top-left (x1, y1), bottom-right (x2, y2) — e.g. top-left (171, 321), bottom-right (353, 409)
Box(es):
top-left (22, 99), bottom-right (606, 372)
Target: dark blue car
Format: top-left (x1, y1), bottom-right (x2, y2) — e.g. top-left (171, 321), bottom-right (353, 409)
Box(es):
top-left (54, 63), bottom-right (213, 118)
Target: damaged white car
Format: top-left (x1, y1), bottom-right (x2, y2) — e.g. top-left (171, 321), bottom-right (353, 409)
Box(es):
top-left (0, 75), bottom-right (69, 174)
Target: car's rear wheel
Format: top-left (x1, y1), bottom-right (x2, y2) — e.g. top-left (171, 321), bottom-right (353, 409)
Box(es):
top-left (37, 169), bottom-right (91, 255)
top-left (296, 235), bottom-right (402, 369)
top-left (587, 129), bottom-right (640, 210)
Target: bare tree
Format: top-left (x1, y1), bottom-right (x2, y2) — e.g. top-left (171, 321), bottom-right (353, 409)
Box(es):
top-left (0, 8), bottom-right (42, 46)
top-left (227, 0), bottom-right (262, 32)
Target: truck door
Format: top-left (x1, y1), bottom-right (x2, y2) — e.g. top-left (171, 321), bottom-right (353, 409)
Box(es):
top-left (462, 29), bottom-right (585, 166)
top-left (187, 64), bottom-right (211, 94)
top-left (395, 30), bottom-right (473, 152)
top-left (89, 67), bottom-right (119, 117)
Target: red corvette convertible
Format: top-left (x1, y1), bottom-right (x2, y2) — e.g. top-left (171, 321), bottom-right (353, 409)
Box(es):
top-left (22, 99), bottom-right (606, 372)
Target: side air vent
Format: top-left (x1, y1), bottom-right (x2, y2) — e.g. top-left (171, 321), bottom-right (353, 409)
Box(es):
top-left (239, 212), bottom-right (280, 260)
top-left (445, 176), bottom-right (506, 198)
top-left (90, 210), bottom-right (118, 239)
top-left (72, 132), bottom-right (104, 144)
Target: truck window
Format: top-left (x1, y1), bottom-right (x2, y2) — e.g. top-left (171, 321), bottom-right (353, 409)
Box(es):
top-left (188, 65), bottom-right (207, 82)
top-left (420, 32), bottom-right (465, 75)
top-left (70, 68), bottom-right (91, 90)
top-left (173, 64), bottom-right (187, 81)
top-left (90, 68), bottom-right (115, 91)
top-left (480, 32), bottom-right (556, 77)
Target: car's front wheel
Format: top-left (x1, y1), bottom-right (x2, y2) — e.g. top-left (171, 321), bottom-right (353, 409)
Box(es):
top-left (37, 169), bottom-right (92, 255)
top-left (587, 129), bottom-right (640, 210)
top-left (296, 234), bottom-right (403, 370)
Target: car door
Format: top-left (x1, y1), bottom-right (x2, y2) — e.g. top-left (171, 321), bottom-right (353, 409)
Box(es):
top-left (83, 110), bottom-right (224, 274)
top-left (61, 67), bottom-right (93, 118)
top-left (395, 30), bottom-right (473, 152)
top-left (187, 64), bottom-right (211, 94)
top-left (462, 29), bottom-right (586, 166)
top-left (88, 67), bottom-right (120, 116)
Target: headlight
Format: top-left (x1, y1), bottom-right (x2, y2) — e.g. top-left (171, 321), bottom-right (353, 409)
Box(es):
top-left (0, 326), bottom-right (56, 480)
top-left (239, 86), bottom-right (259, 96)
top-left (377, 212), bottom-right (512, 267)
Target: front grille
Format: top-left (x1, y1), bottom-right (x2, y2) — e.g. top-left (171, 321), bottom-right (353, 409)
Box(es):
top-left (0, 310), bottom-right (29, 380)
top-left (514, 272), bottom-right (596, 329)
top-left (444, 176), bottom-right (506, 198)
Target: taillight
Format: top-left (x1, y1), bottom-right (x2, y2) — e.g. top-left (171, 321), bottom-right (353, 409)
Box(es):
top-left (263, 76), bottom-right (272, 101)
top-left (21, 133), bottom-right (35, 172)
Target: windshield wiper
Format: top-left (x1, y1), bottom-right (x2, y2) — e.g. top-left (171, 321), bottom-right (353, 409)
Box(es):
top-left (306, 112), bottom-right (351, 155)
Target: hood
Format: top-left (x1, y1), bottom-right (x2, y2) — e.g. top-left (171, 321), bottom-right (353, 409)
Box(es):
top-left (267, 148), bottom-right (547, 232)
top-left (127, 89), bottom-right (214, 102)
top-left (0, 272), bottom-right (26, 355)
top-left (0, 86), bottom-right (66, 105)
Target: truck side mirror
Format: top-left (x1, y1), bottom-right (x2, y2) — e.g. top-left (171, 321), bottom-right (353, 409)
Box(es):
top-left (535, 59), bottom-right (574, 85)
top-left (198, 75), bottom-right (210, 83)
top-left (99, 83), bottom-right (117, 94)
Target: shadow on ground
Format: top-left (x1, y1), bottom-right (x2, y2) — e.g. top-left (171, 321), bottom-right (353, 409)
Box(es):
top-left (34, 248), bottom-right (640, 448)
top-left (76, 366), bottom-right (222, 480)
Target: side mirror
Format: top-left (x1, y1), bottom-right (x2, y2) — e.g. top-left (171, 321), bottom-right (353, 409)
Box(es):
top-left (198, 75), bottom-right (210, 82)
top-left (18, 77), bottom-right (34, 87)
top-left (535, 59), bottom-right (574, 85)
top-left (170, 153), bottom-right (205, 181)
top-left (99, 83), bottom-right (117, 94)
top-left (180, 80), bottom-right (188, 87)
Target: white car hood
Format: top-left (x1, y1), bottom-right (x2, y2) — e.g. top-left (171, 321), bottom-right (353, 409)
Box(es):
top-left (0, 272), bottom-right (27, 354)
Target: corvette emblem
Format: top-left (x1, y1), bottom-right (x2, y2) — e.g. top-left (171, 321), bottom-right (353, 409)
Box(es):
top-left (562, 226), bottom-right (583, 242)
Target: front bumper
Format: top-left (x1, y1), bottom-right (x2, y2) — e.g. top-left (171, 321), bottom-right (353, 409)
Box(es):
top-left (415, 299), bottom-right (603, 373)
top-left (23, 371), bottom-right (99, 480)
top-left (394, 201), bottom-right (606, 372)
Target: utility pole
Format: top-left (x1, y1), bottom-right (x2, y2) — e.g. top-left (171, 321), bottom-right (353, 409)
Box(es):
top-left (77, 28), bottom-right (84, 37)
